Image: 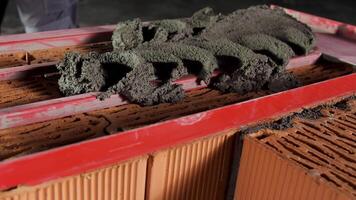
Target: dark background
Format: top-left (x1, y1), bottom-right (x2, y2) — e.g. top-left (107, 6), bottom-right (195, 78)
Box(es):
top-left (1, 0), bottom-right (355, 35)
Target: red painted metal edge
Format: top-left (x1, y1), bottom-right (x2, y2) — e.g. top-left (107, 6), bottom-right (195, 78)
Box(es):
top-left (0, 49), bottom-right (321, 81)
top-left (283, 50), bottom-right (320, 69)
top-left (0, 72), bottom-right (354, 190)
top-left (0, 25), bottom-right (115, 52)
top-left (338, 24), bottom-right (356, 41)
top-left (0, 52), bottom-right (321, 130)
top-left (0, 25), bottom-right (115, 44)
top-left (316, 33), bottom-right (356, 65)
top-left (0, 62), bottom-right (57, 81)
top-left (0, 93), bottom-right (126, 130)
top-left (272, 5), bottom-right (356, 41)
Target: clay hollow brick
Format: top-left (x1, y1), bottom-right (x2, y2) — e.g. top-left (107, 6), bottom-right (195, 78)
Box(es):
top-left (235, 98), bottom-right (356, 200)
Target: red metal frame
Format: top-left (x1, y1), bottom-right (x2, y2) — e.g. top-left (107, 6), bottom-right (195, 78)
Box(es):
top-left (0, 7), bottom-right (355, 191)
top-left (0, 62), bottom-right (57, 80)
top-left (316, 33), bottom-right (356, 65)
top-left (0, 25), bottom-right (115, 52)
top-left (0, 73), bottom-right (354, 190)
top-left (0, 51), bottom-right (321, 130)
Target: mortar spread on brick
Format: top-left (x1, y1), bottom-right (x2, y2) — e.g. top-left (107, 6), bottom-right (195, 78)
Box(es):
top-left (57, 5), bottom-right (315, 105)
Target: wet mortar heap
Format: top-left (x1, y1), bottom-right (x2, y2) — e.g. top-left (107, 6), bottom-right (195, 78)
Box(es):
top-left (57, 5), bottom-right (315, 105)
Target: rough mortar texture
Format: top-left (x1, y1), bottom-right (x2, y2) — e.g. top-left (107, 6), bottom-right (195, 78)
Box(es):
top-left (57, 5), bottom-right (315, 105)
top-left (201, 5), bottom-right (315, 54)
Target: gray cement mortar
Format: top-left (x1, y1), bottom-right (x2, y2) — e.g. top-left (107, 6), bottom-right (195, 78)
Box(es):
top-left (57, 5), bottom-right (315, 105)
